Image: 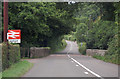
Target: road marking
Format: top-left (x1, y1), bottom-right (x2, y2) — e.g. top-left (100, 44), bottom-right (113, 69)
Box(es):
top-left (76, 65), bottom-right (79, 66)
top-left (71, 61), bottom-right (74, 62)
top-left (84, 72), bottom-right (89, 74)
top-left (67, 41), bottom-right (104, 79)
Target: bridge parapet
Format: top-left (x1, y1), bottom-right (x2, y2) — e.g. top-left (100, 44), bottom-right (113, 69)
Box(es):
top-left (30, 47), bottom-right (50, 58)
top-left (86, 49), bottom-right (107, 56)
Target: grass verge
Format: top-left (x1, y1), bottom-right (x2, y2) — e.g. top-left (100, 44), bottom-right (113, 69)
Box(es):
top-left (93, 55), bottom-right (119, 64)
top-left (1, 60), bottom-right (33, 78)
top-left (0, 72), bottom-right (2, 79)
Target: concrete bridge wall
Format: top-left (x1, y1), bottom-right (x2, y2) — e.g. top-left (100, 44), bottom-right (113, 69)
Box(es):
top-left (86, 49), bottom-right (107, 56)
top-left (30, 47), bottom-right (50, 58)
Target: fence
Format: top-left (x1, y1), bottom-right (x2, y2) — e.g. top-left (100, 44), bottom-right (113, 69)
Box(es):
top-left (20, 47), bottom-right (30, 58)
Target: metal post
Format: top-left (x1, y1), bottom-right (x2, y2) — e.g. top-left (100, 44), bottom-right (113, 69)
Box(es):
top-left (4, 0), bottom-right (8, 42)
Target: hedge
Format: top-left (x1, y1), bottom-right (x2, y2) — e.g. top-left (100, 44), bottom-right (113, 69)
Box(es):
top-left (2, 43), bottom-right (20, 71)
top-left (78, 42), bottom-right (86, 55)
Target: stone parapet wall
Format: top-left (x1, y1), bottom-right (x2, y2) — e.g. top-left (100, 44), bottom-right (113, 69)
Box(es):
top-left (30, 47), bottom-right (50, 58)
top-left (86, 49), bottom-right (107, 56)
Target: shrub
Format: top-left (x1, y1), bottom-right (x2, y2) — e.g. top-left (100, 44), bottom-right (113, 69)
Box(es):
top-left (2, 43), bottom-right (9, 70)
top-left (2, 43), bottom-right (21, 71)
top-left (62, 39), bottom-right (67, 49)
top-left (78, 42), bottom-right (86, 55)
top-left (48, 37), bottom-right (67, 53)
top-left (9, 44), bottom-right (21, 65)
top-left (93, 34), bottom-right (120, 64)
top-left (107, 34), bottom-right (119, 64)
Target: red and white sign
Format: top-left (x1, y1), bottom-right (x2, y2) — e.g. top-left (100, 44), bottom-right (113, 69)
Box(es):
top-left (7, 30), bottom-right (21, 43)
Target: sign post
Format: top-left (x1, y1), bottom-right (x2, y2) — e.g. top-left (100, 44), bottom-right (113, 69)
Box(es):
top-left (4, 0), bottom-right (8, 42)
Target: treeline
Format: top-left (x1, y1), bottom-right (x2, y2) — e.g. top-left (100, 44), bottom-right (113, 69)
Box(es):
top-left (1, 2), bottom-right (77, 53)
top-left (68, 2), bottom-right (119, 64)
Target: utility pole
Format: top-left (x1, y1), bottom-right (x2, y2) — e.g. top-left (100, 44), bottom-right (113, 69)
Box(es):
top-left (4, 0), bottom-right (8, 42)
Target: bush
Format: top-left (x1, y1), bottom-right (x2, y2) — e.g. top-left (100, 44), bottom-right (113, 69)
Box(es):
top-left (64, 32), bottom-right (76, 41)
top-left (93, 34), bottom-right (120, 64)
top-left (9, 44), bottom-right (21, 65)
top-left (48, 36), bottom-right (67, 53)
top-left (107, 34), bottom-right (119, 64)
top-left (78, 42), bottom-right (86, 55)
top-left (2, 43), bottom-right (21, 71)
top-left (93, 55), bottom-right (119, 64)
top-left (2, 43), bottom-right (9, 71)
top-left (62, 39), bottom-right (67, 49)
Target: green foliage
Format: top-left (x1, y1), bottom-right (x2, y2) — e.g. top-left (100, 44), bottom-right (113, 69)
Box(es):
top-left (75, 23), bottom-right (87, 42)
top-left (93, 54), bottom-right (119, 64)
top-left (7, 2), bottom-right (74, 48)
top-left (72, 3), bottom-right (119, 64)
top-left (87, 20), bottom-right (116, 49)
top-left (74, 3), bottom-right (117, 50)
top-left (92, 3), bottom-right (119, 64)
top-left (5, 2), bottom-right (77, 55)
top-left (0, 72), bottom-right (1, 79)
top-left (98, 3), bottom-right (116, 21)
top-left (0, 1), bottom-right (1, 43)
top-left (2, 43), bottom-right (20, 71)
top-left (64, 32), bottom-right (76, 41)
top-left (78, 42), bottom-right (86, 55)
top-left (2, 60), bottom-right (33, 77)
top-left (48, 37), bottom-right (67, 53)
top-left (106, 34), bottom-right (119, 64)
top-left (62, 39), bottom-right (67, 49)
top-left (40, 47), bottom-right (51, 49)
top-left (2, 43), bottom-right (9, 70)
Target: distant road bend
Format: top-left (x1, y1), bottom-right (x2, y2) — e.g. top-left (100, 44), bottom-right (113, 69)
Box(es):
top-left (23, 40), bottom-right (118, 78)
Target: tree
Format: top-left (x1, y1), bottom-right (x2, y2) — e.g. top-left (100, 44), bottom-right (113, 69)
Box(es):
top-left (7, 2), bottom-right (76, 52)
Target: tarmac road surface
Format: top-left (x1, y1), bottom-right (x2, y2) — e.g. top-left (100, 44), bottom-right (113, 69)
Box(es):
top-left (23, 41), bottom-right (118, 78)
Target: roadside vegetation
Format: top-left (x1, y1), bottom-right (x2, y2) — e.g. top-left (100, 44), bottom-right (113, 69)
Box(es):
top-left (0, 72), bottom-right (2, 79)
top-left (1, 2), bottom-right (76, 77)
top-left (78, 42), bottom-right (86, 55)
top-left (2, 43), bottom-right (21, 71)
top-left (0, 2), bottom-right (79, 58)
top-left (3, 2), bottom-right (76, 52)
top-left (64, 3), bottom-right (120, 64)
top-left (93, 55), bottom-right (119, 64)
top-left (1, 60), bottom-right (33, 77)
top-left (0, 2), bottom-right (119, 78)
top-left (50, 39), bottom-right (67, 53)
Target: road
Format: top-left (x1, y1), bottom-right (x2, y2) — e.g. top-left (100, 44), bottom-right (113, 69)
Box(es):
top-left (23, 41), bottom-right (118, 78)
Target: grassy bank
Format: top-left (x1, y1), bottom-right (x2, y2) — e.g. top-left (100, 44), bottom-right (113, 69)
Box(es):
top-left (0, 72), bottom-right (2, 79)
top-left (93, 55), bottom-right (119, 64)
top-left (1, 60), bottom-right (33, 78)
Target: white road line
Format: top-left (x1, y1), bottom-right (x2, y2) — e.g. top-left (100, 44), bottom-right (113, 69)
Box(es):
top-left (84, 72), bottom-right (89, 75)
top-left (76, 65), bottom-right (79, 66)
top-left (66, 41), bottom-right (104, 79)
